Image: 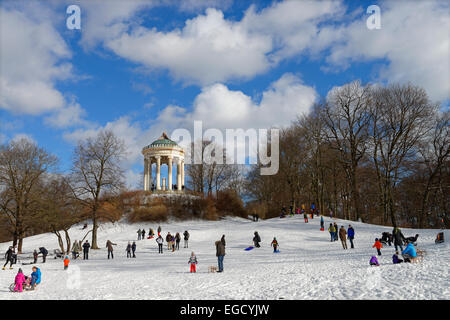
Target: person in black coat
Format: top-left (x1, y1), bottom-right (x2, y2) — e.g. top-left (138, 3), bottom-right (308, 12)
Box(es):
top-left (131, 242), bottom-right (137, 258)
top-left (39, 247), bottom-right (48, 263)
top-left (253, 232), bottom-right (261, 248)
top-left (393, 227), bottom-right (405, 252)
top-left (183, 230), bottom-right (190, 248)
top-left (3, 247), bottom-right (14, 269)
top-left (82, 241), bottom-right (90, 260)
top-left (221, 235), bottom-right (226, 247)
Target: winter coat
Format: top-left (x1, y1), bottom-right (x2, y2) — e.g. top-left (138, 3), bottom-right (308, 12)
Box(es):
top-left (392, 254), bottom-right (401, 264)
top-left (126, 244), bottom-right (131, 252)
top-left (215, 241), bottom-right (226, 257)
top-left (393, 228), bottom-right (405, 245)
top-left (347, 227), bottom-right (355, 238)
top-left (328, 225), bottom-right (336, 233)
top-left (166, 234), bottom-right (172, 242)
top-left (402, 243), bottom-right (417, 258)
top-left (5, 248), bottom-right (13, 260)
top-left (175, 233), bottom-right (181, 242)
top-left (253, 233), bottom-right (261, 243)
top-left (39, 247), bottom-right (48, 255)
top-left (373, 240), bottom-right (383, 250)
top-left (221, 236), bottom-right (226, 247)
top-left (82, 242), bottom-right (90, 252)
top-left (271, 240), bottom-right (278, 247)
top-left (131, 243), bottom-right (136, 251)
top-left (31, 268), bottom-right (41, 284)
top-left (15, 272), bottom-right (25, 285)
top-left (188, 256), bottom-right (198, 265)
top-left (64, 258), bottom-right (70, 267)
top-left (339, 228), bottom-right (347, 241)
top-left (106, 240), bottom-right (116, 251)
top-left (369, 256), bottom-right (379, 265)
top-left (183, 231), bottom-right (190, 240)
top-left (156, 237), bottom-right (163, 244)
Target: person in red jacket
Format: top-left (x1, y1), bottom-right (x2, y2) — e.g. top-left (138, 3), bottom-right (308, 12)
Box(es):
top-left (373, 238), bottom-right (383, 256)
top-left (64, 256), bottom-right (70, 270)
top-left (188, 252), bottom-right (198, 273)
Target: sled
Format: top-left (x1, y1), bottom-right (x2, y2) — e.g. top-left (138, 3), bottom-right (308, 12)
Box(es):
top-left (320, 228), bottom-right (324, 231)
top-left (147, 236), bottom-right (154, 239)
top-left (244, 246), bottom-right (254, 251)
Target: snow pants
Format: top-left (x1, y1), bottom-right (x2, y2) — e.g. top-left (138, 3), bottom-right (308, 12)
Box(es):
top-left (14, 282), bottom-right (23, 292)
top-left (190, 264), bottom-right (196, 273)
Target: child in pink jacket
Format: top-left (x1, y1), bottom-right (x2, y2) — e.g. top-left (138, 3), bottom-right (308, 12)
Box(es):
top-left (14, 268), bottom-right (26, 292)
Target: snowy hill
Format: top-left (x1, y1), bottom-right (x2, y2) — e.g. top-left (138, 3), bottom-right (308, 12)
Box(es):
top-left (0, 215), bottom-right (448, 300)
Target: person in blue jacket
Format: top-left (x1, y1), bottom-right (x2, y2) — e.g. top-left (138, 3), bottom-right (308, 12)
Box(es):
top-left (347, 225), bottom-right (355, 248)
top-left (401, 241), bottom-right (416, 263)
top-left (30, 266), bottom-right (41, 288)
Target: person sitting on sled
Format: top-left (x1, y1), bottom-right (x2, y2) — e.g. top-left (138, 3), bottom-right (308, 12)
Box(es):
top-left (30, 266), bottom-right (41, 288)
top-left (369, 256), bottom-right (380, 266)
top-left (188, 252), bottom-right (198, 273)
top-left (14, 268), bottom-right (26, 292)
top-left (392, 251), bottom-right (403, 264)
top-left (271, 237), bottom-right (279, 252)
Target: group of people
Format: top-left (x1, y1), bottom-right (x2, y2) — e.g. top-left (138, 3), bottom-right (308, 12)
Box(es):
top-left (327, 222), bottom-right (356, 249)
top-left (13, 266), bottom-right (41, 293)
top-left (280, 203), bottom-right (319, 218)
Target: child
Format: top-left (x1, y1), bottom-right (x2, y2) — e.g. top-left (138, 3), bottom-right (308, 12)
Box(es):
top-left (64, 256), bottom-right (70, 270)
top-left (392, 251), bottom-right (403, 264)
top-left (33, 250), bottom-right (38, 264)
top-left (271, 237), bottom-right (279, 253)
top-left (188, 252), bottom-right (198, 273)
top-left (373, 238), bottom-right (383, 256)
top-left (30, 266), bottom-right (41, 289)
top-left (369, 256), bottom-right (379, 266)
top-left (14, 268), bottom-right (26, 292)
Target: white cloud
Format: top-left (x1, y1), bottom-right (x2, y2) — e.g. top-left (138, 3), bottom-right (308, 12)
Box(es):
top-left (0, 7), bottom-right (72, 114)
top-left (321, 0), bottom-right (450, 101)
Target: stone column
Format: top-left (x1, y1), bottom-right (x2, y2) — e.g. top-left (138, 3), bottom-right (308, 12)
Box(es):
top-left (168, 157), bottom-right (173, 191)
top-left (156, 156), bottom-right (161, 190)
top-left (177, 159), bottom-right (182, 191)
top-left (144, 158), bottom-right (148, 191)
top-left (181, 159), bottom-right (185, 188)
top-left (147, 158), bottom-right (152, 191)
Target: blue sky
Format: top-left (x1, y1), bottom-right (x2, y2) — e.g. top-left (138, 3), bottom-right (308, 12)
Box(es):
top-left (0, 0), bottom-right (449, 187)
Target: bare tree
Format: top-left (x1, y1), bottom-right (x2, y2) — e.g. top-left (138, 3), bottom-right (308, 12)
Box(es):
top-left (322, 81), bottom-right (371, 221)
top-left (71, 130), bottom-right (126, 249)
top-left (0, 138), bottom-right (57, 252)
top-left (369, 84), bottom-right (437, 227)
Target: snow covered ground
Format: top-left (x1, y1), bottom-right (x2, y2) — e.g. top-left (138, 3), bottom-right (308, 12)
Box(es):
top-left (0, 215), bottom-right (449, 300)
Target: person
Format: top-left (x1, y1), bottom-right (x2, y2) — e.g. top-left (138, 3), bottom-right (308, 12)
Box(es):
top-left (215, 239), bottom-right (225, 273)
top-left (221, 234), bottom-right (226, 247)
top-left (253, 231), bottom-right (261, 248)
top-left (175, 232), bottom-right (181, 250)
top-left (14, 268), bottom-right (26, 292)
top-left (71, 241), bottom-right (80, 259)
top-left (347, 225), bottom-right (355, 248)
top-left (271, 237), bottom-right (279, 253)
top-left (329, 209), bottom-right (333, 219)
top-left (141, 229), bottom-right (146, 240)
top-left (132, 242), bottom-right (137, 258)
top-left (106, 240), bottom-right (117, 259)
top-left (320, 216), bottom-right (324, 230)
top-left (339, 226), bottom-right (347, 249)
top-left (30, 266), bottom-right (41, 288)
top-left (82, 240), bottom-right (90, 260)
top-left (393, 251), bottom-right (403, 264)
top-left (369, 256), bottom-right (380, 266)
top-left (333, 222), bottom-right (339, 241)
top-left (183, 230), bottom-right (190, 248)
top-left (126, 242), bottom-right (132, 258)
top-left (255, 213), bottom-right (259, 222)
top-left (39, 247), bottom-right (48, 263)
top-left (171, 234), bottom-right (176, 252)
top-left (401, 241), bottom-right (417, 263)
top-left (393, 227), bottom-right (405, 252)
top-left (156, 235), bottom-right (164, 254)
top-left (166, 233), bottom-right (172, 250)
top-left (157, 226), bottom-right (162, 236)
top-left (33, 250), bottom-right (38, 263)
top-left (149, 228), bottom-right (155, 237)
top-left (328, 223), bottom-right (336, 242)
top-left (303, 211), bottom-right (308, 223)
top-left (3, 247), bottom-right (14, 270)
top-left (188, 252), bottom-right (198, 273)
top-left (82, 223), bottom-right (88, 230)
top-left (64, 256), bottom-right (70, 270)
top-left (373, 238), bottom-right (383, 256)
top-left (137, 229), bottom-right (142, 240)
